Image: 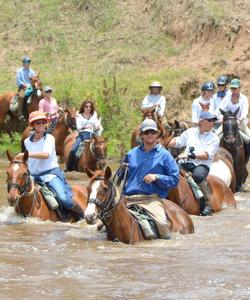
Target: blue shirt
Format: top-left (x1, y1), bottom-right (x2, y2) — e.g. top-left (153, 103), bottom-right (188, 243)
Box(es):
top-left (123, 144), bottom-right (179, 198)
top-left (16, 67), bottom-right (36, 88)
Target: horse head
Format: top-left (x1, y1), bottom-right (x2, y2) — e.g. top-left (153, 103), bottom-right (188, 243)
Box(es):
top-left (220, 108), bottom-right (240, 144)
top-left (90, 135), bottom-right (107, 169)
top-left (29, 75), bottom-right (43, 97)
top-left (85, 167), bottom-right (114, 224)
top-left (141, 106), bottom-right (158, 121)
top-left (6, 150), bottom-right (31, 206)
top-left (64, 107), bottom-right (77, 130)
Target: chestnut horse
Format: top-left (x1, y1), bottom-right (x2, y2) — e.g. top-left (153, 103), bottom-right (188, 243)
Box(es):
top-left (63, 133), bottom-right (107, 172)
top-left (168, 170), bottom-right (236, 215)
top-left (84, 167), bottom-right (194, 244)
top-left (220, 108), bottom-right (249, 191)
top-left (131, 106), bottom-right (165, 148)
top-left (21, 107), bottom-right (77, 161)
top-left (6, 150), bottom-right (87, 222)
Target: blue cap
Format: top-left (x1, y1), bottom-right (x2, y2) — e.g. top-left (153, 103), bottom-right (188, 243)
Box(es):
top-left (22, 56), bottom-right (31, 64)
top-left (199, 111), bottom-right (217, 121)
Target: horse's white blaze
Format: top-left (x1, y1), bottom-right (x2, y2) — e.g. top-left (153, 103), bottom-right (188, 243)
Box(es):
top-left (13, 164), bottom-right (20, 172)
top-left (85, 180), bottom-right (101, 221)
top-left (210, 159), bottom-right (232, 187)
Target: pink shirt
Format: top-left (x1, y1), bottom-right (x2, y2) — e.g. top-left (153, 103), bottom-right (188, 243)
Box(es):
top-left (39, 98), bottom-right (58, 118)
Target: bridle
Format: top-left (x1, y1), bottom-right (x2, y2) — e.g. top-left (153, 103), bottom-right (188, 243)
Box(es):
top-left (222, 116), bottom-right (238, 145)
top-left (7, 160), bottom-right (36, 217)
top-left (89, 139), bottom-right (106, 161)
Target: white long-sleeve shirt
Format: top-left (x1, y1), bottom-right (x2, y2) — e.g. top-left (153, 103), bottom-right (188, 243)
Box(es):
top-left (192, 96), bottom-right (213, 124)
top-left (217, 92), bottom-right (249, 125)
top-left (141, 94), bottom-right (166, 117)
top-left (174, 127), bottom-right (220, 168)
top-left (210, 90), bottom-right (230, 116)
top-left (76, 111), bottom-right (103, 135)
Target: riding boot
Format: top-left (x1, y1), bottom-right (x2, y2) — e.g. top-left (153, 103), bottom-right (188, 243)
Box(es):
top-left (17, 96), bottom-right (25, 120)
top-left (69, 203), bottom-right (84, 219)
top-left (22, 96), bottom-right (28, 119)
top-left (66, 151), bottom-right (76, 171)
top-left (198, 180), bottom-right (213, 216)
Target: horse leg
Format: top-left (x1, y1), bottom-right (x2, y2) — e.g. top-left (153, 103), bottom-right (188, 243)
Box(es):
top-left (163, 200), bottom-right (194, 234)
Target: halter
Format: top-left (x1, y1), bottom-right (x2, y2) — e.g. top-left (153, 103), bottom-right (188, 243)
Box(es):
top-left (222, 115), bottom-right (239, 145)
top-left (7, 160), bottom-right (36, 217)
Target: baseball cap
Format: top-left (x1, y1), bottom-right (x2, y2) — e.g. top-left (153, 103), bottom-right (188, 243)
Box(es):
top-left (199, 111), bottom-right (217, 121)
top-left (230, 78), bottom-right (241, 88)
top-left (140, 118), bottom-right (159, 132)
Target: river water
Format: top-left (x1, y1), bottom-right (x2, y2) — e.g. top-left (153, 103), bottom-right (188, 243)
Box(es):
top-left (0, 159), bottom-right (250, 300)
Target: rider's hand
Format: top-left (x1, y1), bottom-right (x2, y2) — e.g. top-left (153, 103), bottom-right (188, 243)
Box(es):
top-left (143, 174), bottom-right (158, 184)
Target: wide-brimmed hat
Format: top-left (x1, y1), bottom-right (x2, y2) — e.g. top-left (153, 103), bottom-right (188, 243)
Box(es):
top-left (230, 78), bottom-right (241, 88)
top-left (140, 118), bottom-right (159, 132)
top-left (149, 81), bottom-right (162, 89)
top-left (199, 111), bottom-right (217, 121)
top-left (29, 111), bottom-right (48, 126)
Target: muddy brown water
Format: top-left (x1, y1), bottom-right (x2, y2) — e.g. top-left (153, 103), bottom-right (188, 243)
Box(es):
top-left (0, 159), bottom-right (250, 300)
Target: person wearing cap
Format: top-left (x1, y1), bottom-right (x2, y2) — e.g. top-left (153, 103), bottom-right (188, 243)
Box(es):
top-left (210, 75), bottom-right (229, 116)
top-left (17, 111), bottom-right (84, 218)
top-left (16, 57), bottom-right (37, 119)
top-left (215, 78), bottom-right (250, 141)
top-left (39, 87), bottom-right (59, 127)
top-left (118, 118), bottom-right (179, 239)
top-left (141, 81), bottom-right (166, 117)
top-left (192, 81), bottom-right (215, 125)
top-left (168, 111), bottom-right (220, 216)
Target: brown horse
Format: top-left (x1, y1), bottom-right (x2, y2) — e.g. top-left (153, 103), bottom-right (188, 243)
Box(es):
top-left (21, 107), bottom-right (77, 161)
top-left (84, 167), bottom-right (194, 244)
top-left (6, 150), bottom-right (87, 222)
top-left (168, 170), bottom-right (236, 215)
top-left (131, 106), bottom-right (165, 148)
top-left (63, 133), bottom-right (107, 172)
top-left (25, 75), bottom-right (43, 117)
top-left (220, 108), bottom-right (249, 191)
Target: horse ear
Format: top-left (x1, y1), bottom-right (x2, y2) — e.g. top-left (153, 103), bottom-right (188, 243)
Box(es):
top-left (23, 150), bottom-right (29, 162)
top-left (104, 167), bottom-right (112, 179)
top-left (36, 71), bottom-right (40, 78)
top-left (234, 107), bottom-right (240, 116)
top-left (85, 168), bottom-right (95, 178)
top-left (174, 120), bottom-right (180, 128)
top-left (219, 108), bottom-right (225, 115)
top-left (6, 150), bottom-right (13, 162)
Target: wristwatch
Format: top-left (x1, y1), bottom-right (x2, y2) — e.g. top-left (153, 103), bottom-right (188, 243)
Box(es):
top-left (155, 175), bottom-right (160, 181)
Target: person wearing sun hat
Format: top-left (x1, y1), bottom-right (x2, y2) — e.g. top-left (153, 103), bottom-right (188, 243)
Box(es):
top-left (141, 81), bottom-right (166, 117)
top-left (16, 111), bottom-right (85, 218)
top-left (117, 118), bottom-right (179, 239)
top-left (168, 111), bottom-right (220, 216)
top-left (215, 78), bottom-right (250, 141)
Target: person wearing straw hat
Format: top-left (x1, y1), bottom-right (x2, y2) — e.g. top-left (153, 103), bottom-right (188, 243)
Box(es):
top-left (141, 81), bottom-right (166, 117)
top-left (17, 111), bottom-right (84, 217)
top-left (215, 78), bottom-right (250, 142)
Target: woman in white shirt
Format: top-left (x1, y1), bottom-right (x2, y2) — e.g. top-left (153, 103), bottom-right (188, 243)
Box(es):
top-left (21, 111), bottom-right (84, 216)
top-left (66, 100), bottom-right (103, 171)
top-left (141, 81), bottom-right (166, 117)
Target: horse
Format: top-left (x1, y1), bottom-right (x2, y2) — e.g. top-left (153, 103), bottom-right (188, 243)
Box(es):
top-left (21, 107), bottom-right (77, 161)
top-left (6, 150), bottom-right (87, 222)
top-left (219, 108), bottom-right (249, 191)
top-left (131, 106), bottom-right (165, 148)
top-left (209, 147), bottom-right (236, 193)
top-left (84, 167), bottom-right (194, 244)
top-left (63, 133), bottom-right (107, 172)
top-left (168, 169), bottom-right (237, 215)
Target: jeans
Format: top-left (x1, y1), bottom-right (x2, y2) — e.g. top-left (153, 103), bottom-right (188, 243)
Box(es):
top-left (182, 163), bottom-right (209, 184)
top-left (47, 176), bottom-right (73, 209)
top-left (71, 131), bottom-right (92, 155)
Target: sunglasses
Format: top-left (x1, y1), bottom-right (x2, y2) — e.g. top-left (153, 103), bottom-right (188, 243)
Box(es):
top-left (85, 105), bottom-right (92, 108)
top-left (217, 84), bottom-right (225, 87)
top-left (34, 121), bottom-right (47, 125)
top-left (230, 87), bottom-right (239, 90)
top-left (205, 119), bottom-right (215, 122)
top-left (44, 90), bottom-right (52, 93)
top-left (143, 130), bottom-right (158, 135)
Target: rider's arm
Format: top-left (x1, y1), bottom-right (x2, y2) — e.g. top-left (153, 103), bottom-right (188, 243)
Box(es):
top-left (141, 95), bottom-right (150, 110)
top-left (16, 69), bottom-right (25, 88)
top-left (158, 96), bottom-right (166, 117)
top-left (27, 152), bottom-right (49, 159)
top-left (240, 95), bottom-right (249, 120)
top-left (191, 101), bottom-right (199, 125)
top-left (168, 129), bottom-right (188, 149)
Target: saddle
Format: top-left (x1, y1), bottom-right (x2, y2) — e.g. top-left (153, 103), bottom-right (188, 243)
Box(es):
top-left (75, 140), bottom-right (89, 158)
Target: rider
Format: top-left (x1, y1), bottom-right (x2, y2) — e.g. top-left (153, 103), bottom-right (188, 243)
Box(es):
top-left (120, 118), bottom-right (179, 239)
top-left (66, 100), bottom-right (103, 171)
top-left (210, 75), bottom-right (229, 116)
top-left (20, 111), bottom-right (84, 217)
top-left (16, 56), bottom-right (36, 119)
top-left (192, 81), bottom-right (214, 126)
top-left (39, 86), bottom-right (59, 128)
top-left (216, 78), bottom-right (250, 142)
top-left (168, 111), bottom-right (220, 216)
top-left (141, 81), bottom-right (166, 118)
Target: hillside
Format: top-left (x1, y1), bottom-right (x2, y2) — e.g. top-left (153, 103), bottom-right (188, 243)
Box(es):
top-left (1, 0), bottom-right (250, 155)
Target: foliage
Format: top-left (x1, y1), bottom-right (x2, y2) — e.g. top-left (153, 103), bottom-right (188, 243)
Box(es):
top-left (0, 133), bottom-right (21, 157)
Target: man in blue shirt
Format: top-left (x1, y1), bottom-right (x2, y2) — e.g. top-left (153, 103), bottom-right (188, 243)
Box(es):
top-left (16, 56), bottom-right (36, 119)
top-left (121, 118), bottom-right (179, 239)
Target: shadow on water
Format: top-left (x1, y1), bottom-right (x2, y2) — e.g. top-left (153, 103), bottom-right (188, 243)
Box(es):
top-left (0, 159), bottom-right (250, 299)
